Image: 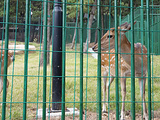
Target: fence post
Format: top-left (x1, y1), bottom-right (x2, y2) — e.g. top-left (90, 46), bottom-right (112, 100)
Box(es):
top-left (42, 0), bottom-right (48, 119)
top-left (114, 0), bottom-right (119, 119)
top-left (130, 0), bottom-right (135, 119)
top-left (52, 0), bottom-right (62, 110)
top-left (23, 0), bottom-right (30, 119)
top-left (2, 0), bottom-right (10, 119)
top-left (97, 0), bottom-right (102, 119)
top-left (79, 0), bottom-right (83, 119)
top-left (146, 0), bottom-right (151, 119)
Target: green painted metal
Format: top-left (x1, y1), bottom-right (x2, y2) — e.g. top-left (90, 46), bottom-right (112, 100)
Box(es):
top-left (114, 0), bottom-right (119, 119)
top-left (130, 1), bottom-right (135, 120)
top-left (121, 5), bottom-right (160, 55)
top-left (35, 2), bottom-right (44, 120)
top-left (42, 0), bottom-right (48, 119)
top-left (62, 0), bottom-right (66, 119)
top-left (80, 0), bottom-right (83, 119)
top-left (85, 0), bottom-right (90, 119)
top-left (23, 0), bottom-right (30, 119)
top-left (107, 1), bottom-right (112, 119)
top-left (2, 0), bottom-right (10, 119)
top-left (9, 0), bottom-right (18, 119)
top-left (1, 0), bottom-right (159, 120)
top-left (151, 1), bottom-right (154, 119)
top-left (97, 0), bottom-right (101, 120)
top-left (73, 0), bottom-right (79, 119)
top-left (140, 0), bottom-right (144, 118)
top-left (146, 0), bottom-right (152, 120)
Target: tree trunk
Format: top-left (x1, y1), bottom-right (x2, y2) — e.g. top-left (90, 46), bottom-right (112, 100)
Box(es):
top-left (101, 7), bottom-right (104, 36)
top-left (94, 29), bottom-right (97, 44)
top-left (40, 1), bottom-right (50, 66)
top-left (83, 0), bottom-right (97, 52)
top-left (70, 12), bottom-right (80, 49)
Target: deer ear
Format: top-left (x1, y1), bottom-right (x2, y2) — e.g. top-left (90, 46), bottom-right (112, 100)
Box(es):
top-left (119, 21), bottom-right (136, 33)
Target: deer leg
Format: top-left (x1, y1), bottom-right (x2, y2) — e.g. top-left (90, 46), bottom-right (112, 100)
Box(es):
top-left (0, 77), bottom-right (3, 95)
top-left (120, 78), bottom-right (126, 120)
top-left (139, 78), bottom-right (148, 120)
top-left (102, 71), bottom-right (108, 113)
top-left (103, 76), bottom-right (114, 113)
top-left (6, 79), bottom-right (9, 98)
top-left (106, 76), bottom-right (114, 104)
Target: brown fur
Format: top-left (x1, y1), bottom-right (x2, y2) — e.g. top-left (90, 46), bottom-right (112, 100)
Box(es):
top-left (0, 50), bottom-right (14, 95)
top-left (93, 22), bottom-right (148, 120)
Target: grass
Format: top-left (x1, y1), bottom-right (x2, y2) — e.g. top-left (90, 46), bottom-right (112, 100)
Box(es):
top-left (0, 42), bottom-right (160, 119)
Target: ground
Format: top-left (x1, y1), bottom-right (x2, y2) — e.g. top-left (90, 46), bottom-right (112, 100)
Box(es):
top-left (38, 110), bottom-right (160, 120)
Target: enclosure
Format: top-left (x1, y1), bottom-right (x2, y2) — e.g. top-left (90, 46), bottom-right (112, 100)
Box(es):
top-left (0, 0), bottom-right (160, 120)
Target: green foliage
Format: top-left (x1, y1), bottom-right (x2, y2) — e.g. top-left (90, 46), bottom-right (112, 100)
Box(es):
top-left (0, 1), bottom-right (5, 17)
top-left (0, 0), bottom-right (160, 19)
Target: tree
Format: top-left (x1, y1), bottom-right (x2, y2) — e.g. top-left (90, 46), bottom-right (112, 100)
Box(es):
top-left (83, 0), bottom-right (97, 52)
top-left (40, 1), bottom-right (51, 66)
top-left (70, 11), bottom-right (80, 49)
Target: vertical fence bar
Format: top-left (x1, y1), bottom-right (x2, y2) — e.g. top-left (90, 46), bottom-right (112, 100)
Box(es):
top-left (80, 0), bottom-right (83, 119)
top-left (114, 0), bottom-right (119, 119)
top-left (2, 0), bottom-right (10, 119)
top-left (1, 0), bottom-right (6, 43)
top-left (23, 0), bottom-right (30, 119)
top-left (85, 0), bottom-right (90, 119)
top-left (10, 0), bottom-right (18, 119)
top-left (97, 0), bottom-right (101, 120)
top-left (62, 0), bottom-right (66, 119)
top-left (130, 0), bottom-right (135, 120)
top-left (151, 1), bottom-right (154, 119)
top-left (108, 1), bottom-right (112, 119)
top-left (42, 0), bottom-right (48, 119)
top-left (146, 0), bottom-right (151, 119)
top-left (73, 0), bottom-right (78, 119)
top-left (36, 2), bottom-right (44, 119)
top-left (52, 0), bottom-right (62, 110)
top-left (140, 0), bottom-right (144, 118)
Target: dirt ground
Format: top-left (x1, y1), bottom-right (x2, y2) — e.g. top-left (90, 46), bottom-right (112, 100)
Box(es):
top-left (39, 110), bottom-right (160, 120)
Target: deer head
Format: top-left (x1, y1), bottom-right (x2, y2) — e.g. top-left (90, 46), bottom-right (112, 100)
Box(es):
top-left (92, 22), bottom-right (136, 52)
top-left (0, 51), bottom-right (14, 74)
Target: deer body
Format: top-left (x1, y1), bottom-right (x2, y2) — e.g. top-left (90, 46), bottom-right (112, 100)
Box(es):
top-left (0, 51), bottom-right (14, 95)
top-left (93, 22), bottom-right (148, 120)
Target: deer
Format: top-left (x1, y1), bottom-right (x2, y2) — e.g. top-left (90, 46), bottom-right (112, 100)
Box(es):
top-left (0, 50), bottom-right (14, 95)
top-left (92, 22), bottom-right (148, 120)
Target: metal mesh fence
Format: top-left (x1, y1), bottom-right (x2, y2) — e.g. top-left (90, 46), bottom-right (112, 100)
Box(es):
top-left (0, 0), bottom-right (159, 120)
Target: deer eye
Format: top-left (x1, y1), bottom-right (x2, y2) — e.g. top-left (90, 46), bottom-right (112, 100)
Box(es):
top-left (108, 35), bottom-right (113, 38)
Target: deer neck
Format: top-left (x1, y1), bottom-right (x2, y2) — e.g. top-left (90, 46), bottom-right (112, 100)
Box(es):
top-left (119, 36), bottom-right (132, 66)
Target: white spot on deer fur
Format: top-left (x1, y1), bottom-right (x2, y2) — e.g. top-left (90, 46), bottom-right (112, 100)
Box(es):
top-left (104, 66), bottom-right (109, 70)
top-left (106, 51), bottom-right (108, 52)
top-left (110, 56), bottom-right (115, 61)
top-left (122, 64), bottom-right (125, 67)
top-left (102, 54), bottom-right (104, 56)
top-left (105, 58), bottom-right (107, 60)
top-left (102, 60), bottom-right (104, 62)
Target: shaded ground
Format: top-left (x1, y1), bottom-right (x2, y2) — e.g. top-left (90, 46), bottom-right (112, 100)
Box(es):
top-left (38, 110), bottom-right (160, 120)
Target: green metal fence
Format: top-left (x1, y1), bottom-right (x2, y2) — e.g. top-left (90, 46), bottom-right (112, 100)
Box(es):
top-left (121, 5), bottom-right (160, 54)
top-left (0, 0), bottom-right (159, 120)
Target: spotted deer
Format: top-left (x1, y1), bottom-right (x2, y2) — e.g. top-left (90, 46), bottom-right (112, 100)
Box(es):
top-left (0, 50), bottom-right (14, 95)
top-left (92, 22), bottom-right (148, 120)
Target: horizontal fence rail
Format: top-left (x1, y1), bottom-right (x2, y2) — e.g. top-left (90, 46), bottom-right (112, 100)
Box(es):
top-left (0, 0), bottom-right (159, 119)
